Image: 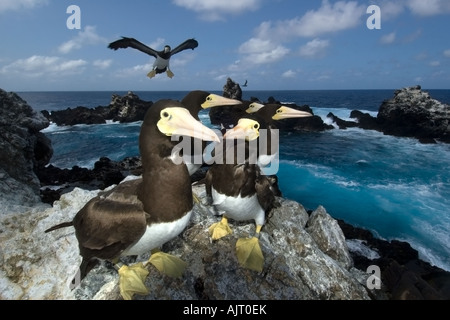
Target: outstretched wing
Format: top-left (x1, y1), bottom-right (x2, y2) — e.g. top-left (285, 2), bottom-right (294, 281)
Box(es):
top-left (108, 37), bottom-right (158, 58)
top-left (170, 38), bottom-right (198, 55)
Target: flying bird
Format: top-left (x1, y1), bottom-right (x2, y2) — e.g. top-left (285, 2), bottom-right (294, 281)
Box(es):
top-left (108, 37), bottom-right (198, 78)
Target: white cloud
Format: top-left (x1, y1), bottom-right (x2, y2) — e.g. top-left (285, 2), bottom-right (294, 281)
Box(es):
top-left (236, 1), bottom-right (367, 70)
top-left (255, 0), bottom-right (366, 41)
top-left (213, 74), bottom-right (229, 82)
top-left (93, 59), bottom-right (112, 69)
top-left (114, 63), bottom-right (154, 78)
top-left (380, 32), bottom-right (396, 44)
top-left (148, 38), bottom-right (166, 50)
top-left (415, 52), bottom-right (428, 60)
top-left (282, 70), bottom-right (296, 78)
top-left (429, 60), bottom-right (440, 67)
top-left (58, 26), bottom-right (107, 54)
top-left (172, 0), bottom-right (262, 21)
top-left (444, 49), bottom-right (450, 58)
top-left (368, 1), bottom-right (450, 19)
top-left (299, 38), bottom-right (330, 58)
top-left (0, 55), bottom-right (87, 77)
top-left (406, 0), bottom-right (450, 16)
top-left (403, 29), bottom-right (422, 43)
top-left (378, 1), bottom-right (405, 20)
top-left (238, 38), bottom-right (290, 65)
top-left (0, 0), bottom-right (48, 13)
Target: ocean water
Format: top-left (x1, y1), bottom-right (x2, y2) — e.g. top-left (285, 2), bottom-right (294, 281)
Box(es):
top-left (19, 89), bottom-right (450, 272)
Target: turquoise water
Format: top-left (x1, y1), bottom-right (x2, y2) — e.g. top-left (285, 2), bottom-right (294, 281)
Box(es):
top-left (20, 90), bottom-right (450, 271)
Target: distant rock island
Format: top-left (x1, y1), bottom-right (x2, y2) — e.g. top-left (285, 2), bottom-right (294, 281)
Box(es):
top-left (327, 85), bottom-right (450, 144)
top-left (41, 91), bottom-right (153, 126)
top-left (1, 84), bottom-right (449, 300)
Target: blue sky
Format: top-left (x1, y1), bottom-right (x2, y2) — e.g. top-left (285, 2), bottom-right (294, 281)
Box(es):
top-left (1, 0), bottom-right (450, 91)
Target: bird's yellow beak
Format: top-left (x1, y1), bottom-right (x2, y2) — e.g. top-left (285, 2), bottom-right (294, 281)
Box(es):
top-left (272, 106), bottom-right (313, 120)
top-left (246, 102), bottom-right (265, 114)
top-left (201, 94), bottom-right (242, 109)
top-left (157, 107), bottom-right (220, 142)
top-left (223, 118), bottom-right (260, 141)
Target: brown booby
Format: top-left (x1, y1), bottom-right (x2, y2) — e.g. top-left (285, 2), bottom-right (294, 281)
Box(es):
top-left (108, 37), bottom-right (198, 78)
top-left (45, 99), bottom-right (219, 300)
top-left (247, 103), bottom-right (314, 132)
top-left (180, 90), bottom-right (242, 176)
top-left (205, 107), bottom-right (312, 272)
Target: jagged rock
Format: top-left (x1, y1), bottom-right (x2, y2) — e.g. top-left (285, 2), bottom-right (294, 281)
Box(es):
top-left (328, 86), bottom-right (450, 144)
top-left (0, 180), bottom-right (375, 300)
top-left (338, 219), bottom-right (450, 300)
top-left (377, 85), bottom-right (450, 143)
top-left (37, 156), bottom-right (142, 204)
top-left (0, 89), bottom-right (53, 212)
top-left (42, 91), bottom-right (153, 126)
top-left (223, 77), bottom-right (242, 100)
top-left (108, 91), bottom-right (153, 123)
top-left (306, 206), bottom-right (353, 270)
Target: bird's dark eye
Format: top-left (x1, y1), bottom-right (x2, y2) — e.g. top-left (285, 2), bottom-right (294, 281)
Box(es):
top-left (277, 109), bottom-right (283, 114)
top-left (207, 96), bottom-right (212, 102)
top-left (162, 111), bottom-right (170, 118)
top-left (253, 123), bottom-right (260, 130)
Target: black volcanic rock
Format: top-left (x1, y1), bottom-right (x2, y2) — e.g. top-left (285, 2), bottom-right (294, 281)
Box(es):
top-left (349, 110), bottom-right (380, 130)
top-left (338, 219), bottom-right (450, 300)
top-left (327, 112), bottom-right (359, 129)
top-left (328, 86), bottom-right (450, 144)
top-left (223, 77), bottom-right (242, 100)
top-left (42, 91), bottom-right (153, 126)
top-left (2, 85), bottom-right (449, 300)
top-left (37, 156), bottom-right (142, 204)
top-left (377, 85), bottom-right (450, 143)
top-left (0, 88), bottom-right (53, 209)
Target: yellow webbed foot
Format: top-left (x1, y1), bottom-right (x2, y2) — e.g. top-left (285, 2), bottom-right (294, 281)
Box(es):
top-left (118, 262), bottom-right (149, 300)
top-left (209, 217), bottom-right (232, 240)
top-left (236, 237), bottom-right (264, 272)
top-left (166, 69), bottom-right (174, 78)
top-left (147, 70), bottom-right (156, 78)
top-left (193, 191), bottom-right (200, 204)
top-left (148, 250), bottom-right (187, 278)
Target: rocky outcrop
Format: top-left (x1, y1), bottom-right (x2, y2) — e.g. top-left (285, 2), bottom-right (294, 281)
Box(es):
top-left (338, 220), bottom-right (450, 299)
top-left (328, 86), bottom-right (450, 144)
top-left (377, 85), bottom-right (450, 143)
top-left (223, 77), bottom-right (242, 100)
top-left (0, 89), bottom-right (53, 212)
top-left (0, 179), bottom-right (377, 300)
top-left (2, 85), bottom-right (449, 300)
top-left (41, 91), bottom-right (153, 126)
top-left (37, 156), bottom-right (143, 205)
top-left (2, 175), bottom-right (449, 300)
top-left (211, 79), bottom-right (334, 132)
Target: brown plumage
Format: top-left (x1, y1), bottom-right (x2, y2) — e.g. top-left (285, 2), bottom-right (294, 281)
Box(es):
top-left (45, 100), bottom-right (219, 286)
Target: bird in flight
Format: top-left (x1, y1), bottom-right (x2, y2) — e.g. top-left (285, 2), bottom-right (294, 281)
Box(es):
top-left (108, 37), bottom-right (198, 78)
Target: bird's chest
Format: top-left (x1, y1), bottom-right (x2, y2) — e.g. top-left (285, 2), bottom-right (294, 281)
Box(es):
top-left (121, 209), bottom-right (192, 256)
top-left (211, 187), bottom-right (264, 223)
top-left (154, 56), bottom-right (169, 69)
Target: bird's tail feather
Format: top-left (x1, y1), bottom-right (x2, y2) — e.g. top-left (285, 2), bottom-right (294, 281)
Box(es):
top-left (44, 221), bottom-right (73, 233)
